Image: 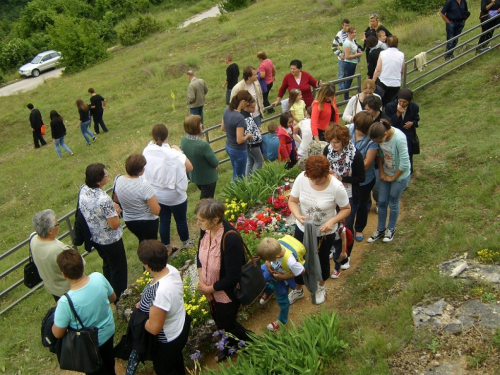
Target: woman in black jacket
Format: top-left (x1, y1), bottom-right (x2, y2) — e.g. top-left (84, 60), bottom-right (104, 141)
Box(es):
top-left (385, 88), bottom-right (420, 173)
top-left (76, 98), bottom-right (96, 145)
top-left (196, 199), bottom-right (252, 363)
top-left (49, 110), bottom-right (73, 158)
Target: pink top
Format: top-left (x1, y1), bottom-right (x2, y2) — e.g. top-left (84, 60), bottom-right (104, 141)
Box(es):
top-left (198, 226), bottom-right (231, 303)
top-left (277, 71), bottom-right (318, 107)
top-left (258, 59), bottom-right (275, 85)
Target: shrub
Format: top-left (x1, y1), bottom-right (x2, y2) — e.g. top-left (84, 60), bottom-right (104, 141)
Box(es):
top-left (48, 16), bottom-right (109, 74)
top-left (118, 14), bottom-right (162, 46)
top-left (0, 38), bottom-right (36, 71)
top-left (218, 0), bottom-right (252, 13)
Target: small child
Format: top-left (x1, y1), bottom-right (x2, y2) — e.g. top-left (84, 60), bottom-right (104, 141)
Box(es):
top-left (330, 220), bottom-right (353, 278)
top-left (261, 122), bottom-right (280, 161)
top-left (293, 106), bottom-right (313, 159)
top-left (376, 29), bottom-right (388, 50)
top-left (257, 236), bottom-right (306, 332)
top-left (276, 112), bottom-right (297, 168)
top-left (289, 89), bottom-right (307, 124)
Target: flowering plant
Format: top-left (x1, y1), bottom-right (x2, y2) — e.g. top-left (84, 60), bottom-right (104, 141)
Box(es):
top-left (233, 205), bottom-right (293, 236)
top-left (224, 199), bottom-right (248, 222)
top-left (135, 271), bottom-right (153, 293)
top-left (267, 189), bottom-right (291, 217)
top-left (183, 279), bottom-right (210, 328)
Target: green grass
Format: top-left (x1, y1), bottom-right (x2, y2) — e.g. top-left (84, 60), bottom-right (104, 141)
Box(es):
top-left (1, 0), bottom-right (500, 373)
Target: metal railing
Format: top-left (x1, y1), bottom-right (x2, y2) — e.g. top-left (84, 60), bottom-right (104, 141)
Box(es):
top-left (0, 75), bottom-right (362, 316)
top-left (403, 14), bottom-right (500, 92)
top-left (199, 74), bottom-right (362, 160)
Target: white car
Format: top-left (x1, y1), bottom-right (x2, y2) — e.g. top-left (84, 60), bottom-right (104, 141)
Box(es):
top-left (18, 50), bottom-right (62, 77)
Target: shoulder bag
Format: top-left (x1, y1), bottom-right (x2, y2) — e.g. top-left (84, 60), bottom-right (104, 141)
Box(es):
top-left (59, 293), bottom-right (102, 373)
top-left (24, 232), bottom-right (43, 288)
top-left (223, 230), bottom-right (266, 306)
top-left (413, 131), bottom-right (420, 155)
top-left (72, 186), bottom-right (93, 252)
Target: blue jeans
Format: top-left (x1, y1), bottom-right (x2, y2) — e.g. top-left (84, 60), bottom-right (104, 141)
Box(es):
top-left (190, 106), bottom-right (204, 123)
top-left (54, 136), bottom-right (72, 157)
top-left (376, 175), bottom-right (410, 231)
top-left (226, 89), bottom-right (231, 105)
top-left (80, 120), bottom-right (95, 144)
top-left (343, 61), bottom-right (357, 100)
top-left (225, 144), bottom-right (248, 181)
top-left (158, 200), bottom-right (189, 247)
top-left (246, 145), bottom-right (264, 176)
top-left (445, 21), bottom-right (465, 57)
top-left (253, 114), bottom-right (262, 128)
top-left (263, 279), bottom-right (291, 324)
top-left (337, 59), bottom-right (346, 90)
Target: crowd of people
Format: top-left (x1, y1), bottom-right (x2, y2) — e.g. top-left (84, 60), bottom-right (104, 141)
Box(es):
top-left (24, 7), bottom-right (443, 372)
top-left (27, 88), bottom-right (107, 156)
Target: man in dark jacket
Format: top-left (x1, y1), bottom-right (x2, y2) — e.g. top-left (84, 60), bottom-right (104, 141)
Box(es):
top-left (440, 0), bottom-right (469, 59)
top-left (27, 103), bottom-right (47, 148)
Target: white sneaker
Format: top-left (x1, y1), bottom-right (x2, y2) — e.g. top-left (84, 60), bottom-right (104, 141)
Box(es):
top-left (341, 257), bottom-right (351, 270)
top-left (383, 228), bottom-right (396, 243)
top-left (367, 229), bottom-right (385, 243)
top-left (314, 285), bottom-right (326, 305)
top-left (288, 289), bottom-right (304, 305)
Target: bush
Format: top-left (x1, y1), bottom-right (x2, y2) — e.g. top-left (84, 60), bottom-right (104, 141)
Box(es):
top-left (48, 16), bottom-right (109, 74)
top-left (0, 38), bottom-right (36, 71)
top-left (118, 15), bottom-right (162, 46)
top-left (218, 0), bottom-right (252, 13)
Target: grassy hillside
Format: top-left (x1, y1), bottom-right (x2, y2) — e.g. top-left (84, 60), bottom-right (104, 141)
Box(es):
top-left (0, 0), bottom-right (499, 373)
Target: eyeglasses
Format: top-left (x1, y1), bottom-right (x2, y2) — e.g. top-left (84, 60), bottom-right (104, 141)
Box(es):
top-left (52, 222), bottom-right (60, 229)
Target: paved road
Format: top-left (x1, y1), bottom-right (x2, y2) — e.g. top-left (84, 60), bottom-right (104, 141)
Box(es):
top-left (0, 68), bottom-right (64, 97)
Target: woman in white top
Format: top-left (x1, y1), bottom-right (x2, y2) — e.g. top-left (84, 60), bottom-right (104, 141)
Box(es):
top-left (114, 154), bottom-right (161, 244)
top-left (342, 79), bottom-right (381, 123)
top-left (372, 35), bottom-right (405, 107)
top-left (143, 124), bottom-right (193, 255)
top-left (287, 155), bottom-right (350, 305)
top-left (342, 27), bottom-right (363, 101)
top-left (135, 240), bottom-right (190, 375)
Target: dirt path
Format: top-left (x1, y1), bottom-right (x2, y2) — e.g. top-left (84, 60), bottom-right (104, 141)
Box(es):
top-left (200, 207), bottom-right (380, 369)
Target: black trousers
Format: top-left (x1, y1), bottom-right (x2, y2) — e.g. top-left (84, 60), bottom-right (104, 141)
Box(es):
top-left (478, 15), bottom-right (500, 48)
top-left (210, 300), bottom-right (252, 348)
top-left (93, 112), bottom-right (108, 133)
top-left (197, 182), bottom-right (217, 199)
top-left (92, 239), bottom-right (127, 300)
top-left (125, 219), bottom-right (159, 244)
top-left (263, 82), bottom-right (273, 108)
top-left (293, 226), bottom-right (336, 282)
top-left (33, 128), bottom-right (47, 148)
top-left (151, 313), bottom-right (191, 375)
top-left (87, 334), bottom-right (116, 375)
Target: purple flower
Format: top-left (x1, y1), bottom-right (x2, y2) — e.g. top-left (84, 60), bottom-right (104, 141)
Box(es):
top-left (189, 350), bottom-right (201, 361)
top-left (212, 331), bottom-right (220, 337)
top-left (228, 348), bottom-right (237, 356)
top-left (238, 340), bottom-right (246, 347)
top-left (217, 341), bottom-right (225, 350)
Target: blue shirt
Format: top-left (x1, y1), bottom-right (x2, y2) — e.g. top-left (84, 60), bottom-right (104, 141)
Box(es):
top-left (262, 133), bottom-right (279, 161)
top-left (348, 124), bottom-right (378, 186)
top-left (441, 0), bottom-right (468, 21)
top-left (54, 272), bottom-right (115, 346)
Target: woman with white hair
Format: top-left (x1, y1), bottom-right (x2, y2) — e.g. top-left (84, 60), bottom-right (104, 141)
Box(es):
top-left (31, 209), bottom-right (71, 302)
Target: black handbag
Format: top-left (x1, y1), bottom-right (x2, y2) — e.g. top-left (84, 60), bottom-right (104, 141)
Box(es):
top-left (223, 230), bottom-right (266, 306)
top-left (59, 293), bottom-right (102, 373)
top-left (72, 186), bottom-right (93, 252)
top-left (24, 232), bottom-right (42, 288)
top-left (413, 132), bottom-right (420, 155)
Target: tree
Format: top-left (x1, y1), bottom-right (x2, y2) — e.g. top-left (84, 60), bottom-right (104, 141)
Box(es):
top-left (48, 15), bottom-right (108, 74)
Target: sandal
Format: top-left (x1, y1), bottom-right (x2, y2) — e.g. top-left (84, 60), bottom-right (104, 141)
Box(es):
top-left (214, 349), bottom-right (228, 363)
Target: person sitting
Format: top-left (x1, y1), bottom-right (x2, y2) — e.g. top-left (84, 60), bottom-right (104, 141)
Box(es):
top-left (257, 236), bottom-right (305, 332)
top-left (31, 209), bottom-right (71, 302)
top-left (52, 249), bottom-right (117, 375)
top-left (261, 122), bottom-right (280, 162)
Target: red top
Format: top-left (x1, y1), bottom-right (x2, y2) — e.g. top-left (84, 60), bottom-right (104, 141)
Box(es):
top-left (277, 71), bottom-right (318, 107)
top-left (310, 99), bottom-right (340, 136)
top-left (277, 126), bottom-right (294, 161)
